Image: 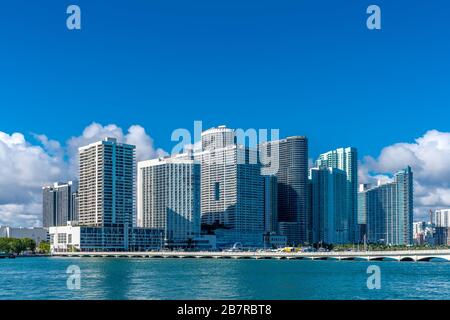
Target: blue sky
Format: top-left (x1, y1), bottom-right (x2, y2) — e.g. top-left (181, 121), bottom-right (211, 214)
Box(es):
top-left (1, 1), bottom-right (450, 225)
top-left (0, 0), bottom-right (449, 158)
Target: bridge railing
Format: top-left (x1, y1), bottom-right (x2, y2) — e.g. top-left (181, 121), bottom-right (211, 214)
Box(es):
top-left (52, 249), bottom-right (450, 257)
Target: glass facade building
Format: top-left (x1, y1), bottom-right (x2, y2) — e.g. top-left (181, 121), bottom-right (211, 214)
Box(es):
top-left (316, 147), bottom-right (358, 243)
top-left (309, 167), bottom-right (348, 244)
top-left (42, 181), bottom-right (78, 227)
top-left (261, 136), bottom-right (309, 245)
top-left (358, 166), bottom-right (414, 245)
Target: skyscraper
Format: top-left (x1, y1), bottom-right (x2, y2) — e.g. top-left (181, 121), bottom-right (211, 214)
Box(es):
top-left (49, 137), bottom-right (163, 252)
top-left (42, 181), bottom-right (78, 227)
top-left (201, 125), bottom-right (236, 151)
top-left (316, 147), bottom-right (358, 243)
top-left (357, 184), bottom-right (371, 242)
top-left (263, 175), bottom-right (278, 235)
top-left (71, 191), bottom-right (79, 222)
top-left (358, 166), bottom-right (414, 245)
top-left (78, 137), bottom-right (136, 227)
top-left (137, 155), bottom-right (201, 247)
top-left (199, 126), bottom-right (265, 247)
top-left (395, 166), bottom-right (414, 245)
top-left (309, 167), bottom-right (347, 244)
top-left (433, 209), bottom-right (450, 227)
top-left (262, 136), bottom-right (309, 245)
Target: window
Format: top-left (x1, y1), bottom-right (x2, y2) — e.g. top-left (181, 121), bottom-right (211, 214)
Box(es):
top-left (214, 182), bottom-right (220, 201)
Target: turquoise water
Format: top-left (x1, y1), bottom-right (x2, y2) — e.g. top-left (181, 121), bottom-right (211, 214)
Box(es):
top-left (0, 257), bottom-right (449, 300)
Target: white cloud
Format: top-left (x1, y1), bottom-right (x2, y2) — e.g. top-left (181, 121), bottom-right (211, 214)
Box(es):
top-left (66, 123), bottom-right (167, 177)
top-left (360, 130), bottom-right (450, 221)
top-left (0, 132), bottom-right (67, 227)
top-left (0, 203), bottom-right (42, 228)
top-left (0, 123), bottom-right (165, 228)
top-left (125, 125), bottom-right (167, 161)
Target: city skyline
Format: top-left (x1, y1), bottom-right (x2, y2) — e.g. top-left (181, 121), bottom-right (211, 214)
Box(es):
top-left (1, 1), bottom-right (450, 305)
top-left (2, 1), bottom-right (450, 227)
top-left (0, 123), bottom-right (446, 228)
top-left (48, 128), bottom-right (416, 249)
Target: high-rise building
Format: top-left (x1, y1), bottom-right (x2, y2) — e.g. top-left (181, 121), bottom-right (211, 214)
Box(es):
top-left (432, 209), bottom-right (450, 227)
top-left (316, 147), bottom-right (358, 243)
top-left (50, 137), bottom-right (163, 253)
top-left (357, 184), bottom-right (371, 242)
top-left (42, 181), bottom-right (78, 227)
top-left (263, 175), bottom-right (278, 234)
top-left (261, 136), bottom-right (309, 245)
top-left (201, 125), bottom-right (236, 151)
top-left (395, 166), bottom-right (414, 244)
top-left (358, 166), bottom-right (414, 245)
top-left (71, 191), bottom-right (79, 222)
top-left (309, 167), bottom-right (347, 244)
top-left (198, 126), bottom-right (265, 247)
top-left (434, 227), bottom-right (450, 246)
top-left (78, 137), bottom-right (136, 227)
top-left (137, 155), bottom-right (201, 247)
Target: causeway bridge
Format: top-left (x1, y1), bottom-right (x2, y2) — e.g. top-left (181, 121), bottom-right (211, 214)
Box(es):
top-left (52, 249), bottom-right (450, 262)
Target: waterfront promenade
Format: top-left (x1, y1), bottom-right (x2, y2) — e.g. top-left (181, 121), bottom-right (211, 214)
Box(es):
top-left (52, 249), bottom-right (450, 262)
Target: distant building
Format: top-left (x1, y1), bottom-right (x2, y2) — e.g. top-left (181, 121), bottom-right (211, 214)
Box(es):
top-left (309, 167), bottom-right (348, 244)
top-left (137, 154), bottom-right (201, 247)
top-left (71, 191), bottom-right (79, 222)
top-left (434, 227), bottom-right (450, 246)
top-left (0, 226), bottom-right (48, 245)
top-left (267, 234), bottom-right (288, 249)
top-left (426, 209), bottom-right (450, 246)
top-left (316, 147), bottom-right (358, 243)
top-left (413, 221), bottom-right (435, 245)
top-left (42, 181), bottom-right (78, 227)
top-left (261, 136), bottom-right (309, 246)
top-left (358, 167), bottom-right (414, 245)
top-left (432, 209), bottom-right (450, 227)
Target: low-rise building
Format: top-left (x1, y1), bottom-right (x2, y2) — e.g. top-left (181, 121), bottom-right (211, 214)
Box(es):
top-left (0, 226), bottom-right (48, 245)
top-left (49, 223), bottom-right (163, 252)
top-left (266, 234), bottom-right (287, 249)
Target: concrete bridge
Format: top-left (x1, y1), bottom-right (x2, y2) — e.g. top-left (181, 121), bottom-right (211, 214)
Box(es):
top-left (52, 249), bottom-right (450, 262)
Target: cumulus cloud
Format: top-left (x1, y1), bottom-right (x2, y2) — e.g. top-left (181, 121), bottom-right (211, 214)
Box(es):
top-left (66, 123), bottom-right (167, 177)
top-left (0, 123), bottom-right (165, 227)
top-left (125, 125), bottom-right (167, 161)
top-left (360, 130), bottom-right (450, 221)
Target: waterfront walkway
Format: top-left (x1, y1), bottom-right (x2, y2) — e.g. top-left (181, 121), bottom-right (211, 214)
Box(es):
top-left (52, 249), bottom-right (450, 262)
